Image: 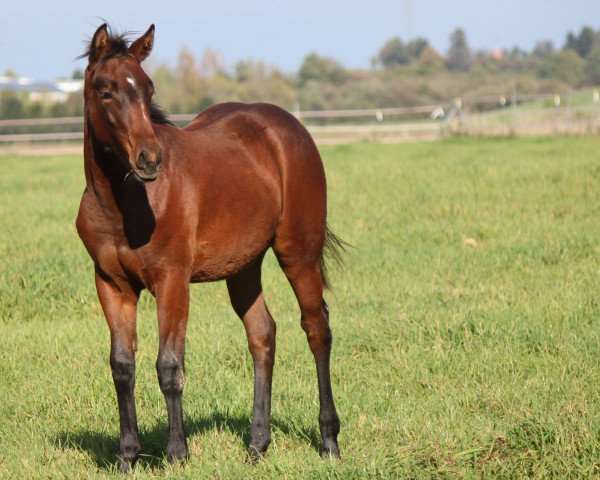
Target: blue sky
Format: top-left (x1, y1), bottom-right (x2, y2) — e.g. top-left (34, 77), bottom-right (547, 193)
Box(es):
top-left (2, 0), bottom-right (600, 80)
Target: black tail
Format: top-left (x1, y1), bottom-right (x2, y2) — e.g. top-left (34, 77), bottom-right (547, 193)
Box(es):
top-left (321, 225), bottom-right (349, 290)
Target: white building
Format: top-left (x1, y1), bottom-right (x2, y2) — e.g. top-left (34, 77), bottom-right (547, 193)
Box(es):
top-left (0, 76), bottom-right (84, 103)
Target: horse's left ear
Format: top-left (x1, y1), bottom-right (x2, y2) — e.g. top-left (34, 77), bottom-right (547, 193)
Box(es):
top-left (129, 24), bottom-right (155, 62)
top-left (89, 23), bottom-right (111, 63)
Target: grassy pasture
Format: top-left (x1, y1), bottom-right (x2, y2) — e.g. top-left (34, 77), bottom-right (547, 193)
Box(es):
top-left (0, 137), bottom-right (599, 478)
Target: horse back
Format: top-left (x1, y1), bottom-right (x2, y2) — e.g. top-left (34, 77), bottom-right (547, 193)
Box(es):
top-left (178, 102), bottom-right (328, 280)
top-left (184, 102), bottom-right (327, 216)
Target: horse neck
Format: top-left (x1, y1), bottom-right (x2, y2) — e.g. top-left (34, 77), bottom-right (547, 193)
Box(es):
top-left (84, 116), bottom-right (157, 246)
top-left (83, 115), bottom-right (134, 215)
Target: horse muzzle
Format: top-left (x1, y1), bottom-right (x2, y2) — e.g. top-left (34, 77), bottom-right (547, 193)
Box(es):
top-left (133, 148), bottom-right (163, 182)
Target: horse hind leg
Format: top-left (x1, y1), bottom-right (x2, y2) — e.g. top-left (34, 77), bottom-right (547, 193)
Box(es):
top-left (274, 252), bottom-right (341, 458)
top-left (226, 259), bottom-right (276, 461)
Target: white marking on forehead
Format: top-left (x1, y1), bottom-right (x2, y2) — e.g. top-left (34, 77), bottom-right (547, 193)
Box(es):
top-left (126, 77), bottom-right (136, 88)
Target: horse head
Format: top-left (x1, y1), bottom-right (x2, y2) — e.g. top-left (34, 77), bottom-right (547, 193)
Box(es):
top-left (84, 24), bottom-right (163, 182)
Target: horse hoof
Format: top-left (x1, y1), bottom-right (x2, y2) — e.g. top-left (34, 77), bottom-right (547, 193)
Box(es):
top-left (118, 457), bottom-right (136, 474)
top-left (320, 441), bottom-right (340, 459)
top-left (118, 446), bottom-right (140, 473)
top-left (246, 445), bottom-right (267, 464)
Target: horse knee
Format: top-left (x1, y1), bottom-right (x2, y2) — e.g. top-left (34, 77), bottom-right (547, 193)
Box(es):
top-left (156, 353), bottom-right (184, 394)
top-left (110, 350), bottom-right (135, 387)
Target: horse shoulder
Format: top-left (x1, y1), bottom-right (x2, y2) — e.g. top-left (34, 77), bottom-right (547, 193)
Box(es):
top-left (76, 188), bottom-right (123, 276)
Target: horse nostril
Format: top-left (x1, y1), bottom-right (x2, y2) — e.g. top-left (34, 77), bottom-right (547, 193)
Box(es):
top-left (136, 149), bottom-right (151, 170)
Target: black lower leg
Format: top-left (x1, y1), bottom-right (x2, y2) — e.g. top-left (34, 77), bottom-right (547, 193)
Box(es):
top-left (316, 359), bottom-right (341, 458)
top-left (157, 352), bottom-right (188, 463)
top-left (248, 364), bottom-right (273, 460)
top-left (110, 350), bottom-right (141, 472)
top-left (307, 300), bottom-right (340, 458)
top-left (226, 262), bottom-right (277, 462)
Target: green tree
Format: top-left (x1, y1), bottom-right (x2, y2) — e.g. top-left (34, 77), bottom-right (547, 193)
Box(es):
top-left (532, 40), bottom-right (554, 58)
top-left (564, 26), bottom-right (598, 58)
top-left (174, 47), bottom-right (208, 113)
top-left (406, 38), bottom-right (429, 61)
top-left (235, 59), bottom-right (268, 83)
top-left (538, 50), bottom-right (585, 86)
top-left (298, 52), bottom-right (347, 86)
top-left (585, 43), bottom-right (600, 84)
top-left (375, 36), bottom-right (429, 68)
top-left (25, 101), bottom-right (44, 118)
top-left (414, 46), bottom-right (445, 74)
top-left (446, 28), bottom-right (471, 72)
top-left (49, 102), bottom-right (68, 117)
top-left (376, 37), bottom-right (409, 67)
top-left (0, 90), bottom-right (24, 119)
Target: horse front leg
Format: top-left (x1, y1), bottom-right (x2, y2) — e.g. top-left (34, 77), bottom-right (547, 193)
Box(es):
top-left (154, 273), bottom-right (190, 463)
top-left (95, 270), bottom-right (141, 473)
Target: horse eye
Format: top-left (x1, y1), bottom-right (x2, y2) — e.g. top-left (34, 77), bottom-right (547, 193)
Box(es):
top-left (100, 91), bottom-right (113, 100)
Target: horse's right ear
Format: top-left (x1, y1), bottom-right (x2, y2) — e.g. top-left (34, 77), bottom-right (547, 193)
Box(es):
top-left (89, 23), bottom-right (110, 63)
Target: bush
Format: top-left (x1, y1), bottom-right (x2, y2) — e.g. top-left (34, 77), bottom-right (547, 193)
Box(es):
top-left (538, 50), bottom-right (586, 87)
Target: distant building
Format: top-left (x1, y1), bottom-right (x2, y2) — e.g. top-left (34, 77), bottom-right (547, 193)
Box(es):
top-left (0, 76), bottom-right (84, 103)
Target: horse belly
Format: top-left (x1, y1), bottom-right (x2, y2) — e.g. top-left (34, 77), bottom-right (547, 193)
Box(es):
top-left (190, 233), bottom-right (273, 282)
top-left (190, 203), bottom-right (279, 283)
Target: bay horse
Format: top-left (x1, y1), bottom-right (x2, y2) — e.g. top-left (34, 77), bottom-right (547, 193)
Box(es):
top-left (76, 24), bottom-right (342, 472)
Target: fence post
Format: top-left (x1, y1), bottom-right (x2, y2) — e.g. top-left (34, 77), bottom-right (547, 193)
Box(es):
top-left (455, 97), bottom-right (464, 135)
top-left (594, 89), bottom-right (600, 133)
top-left (554, 94), bottom-right (561, 135)
top-left (568, 89), bottom-right (573, 134)
top-left (510, 88), bottom-right (517, 136)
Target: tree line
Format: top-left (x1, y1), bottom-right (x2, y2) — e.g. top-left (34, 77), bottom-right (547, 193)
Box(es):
top-left (2, 25), bottom-right (600, 120)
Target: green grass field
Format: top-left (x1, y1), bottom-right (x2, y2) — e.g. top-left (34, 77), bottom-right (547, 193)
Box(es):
top-left (0, 137), bottom-right (598, 479)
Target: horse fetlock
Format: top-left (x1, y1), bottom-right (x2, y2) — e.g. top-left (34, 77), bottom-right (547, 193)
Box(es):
top-left (319, 412), bottom-right (340, 459)
top-left (319, 411), bottom-right (340, 437)
top-left (319, 439), bottom-right (341, 459)
top-left (166, 439), bottom-right (188, 463)
top-left (118, 442), bottom-right (141, 472)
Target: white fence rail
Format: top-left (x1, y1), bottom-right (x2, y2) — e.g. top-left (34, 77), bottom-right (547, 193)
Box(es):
top-left (0, 105), bottom-right (446, 145)
top-left (2, 96), bottom-right (600, 148)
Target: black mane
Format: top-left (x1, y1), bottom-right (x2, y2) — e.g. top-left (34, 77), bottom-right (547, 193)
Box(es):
top-left (150, 102), bottom-right (176, 127)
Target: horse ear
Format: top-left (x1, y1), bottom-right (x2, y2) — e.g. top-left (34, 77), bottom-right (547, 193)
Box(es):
top-left (128, 24), bottom-right (155, 62)
top-left (89, 23), bottom-right (110, 63)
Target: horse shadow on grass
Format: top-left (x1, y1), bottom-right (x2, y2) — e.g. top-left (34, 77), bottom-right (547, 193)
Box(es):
top-left (55, 412), bottom-right (321, 471)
